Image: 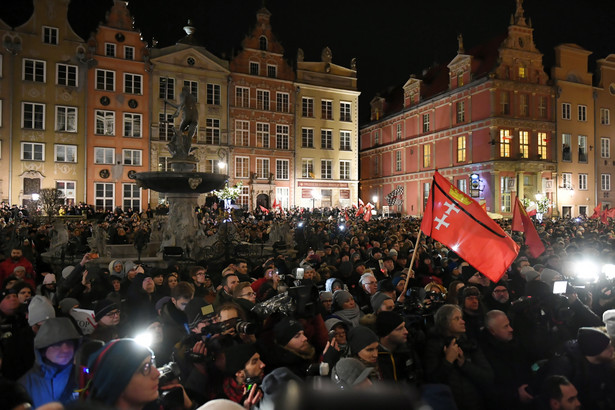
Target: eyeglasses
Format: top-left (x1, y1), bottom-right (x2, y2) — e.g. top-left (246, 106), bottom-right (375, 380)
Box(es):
top-left (139, 357), bottom-right (156, 376)
top-left (241, 291), bottom-right (256, 297)
top-left (105, 309), bottom-right (120, 317)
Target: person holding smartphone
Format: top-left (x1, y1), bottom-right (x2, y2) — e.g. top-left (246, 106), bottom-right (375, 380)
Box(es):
top-left (221, 343), bottom-right (264, 407)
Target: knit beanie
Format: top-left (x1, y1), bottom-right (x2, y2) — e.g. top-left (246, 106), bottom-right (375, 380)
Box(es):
top-left (539, 268), bottom-right (561, 284)
top-left (58, 298), bottom-right (80, 315)
top-left (34, 317), bottom-right (80, 349)
top-left (392, 276), bottom-right (405, 288)
top-left (94, 299), bottom-right (119, 322)
top-left (603, 309), bottom-right (615, 339)
top-left (375, 311), bottom-right (405, 337)
top-left (332, 358), bottom-right (372, 388)
top-left (274, 317), bottom-right (304, 346)
top-left (319, 291), bottom-right (333, 302)
top-left (88, 339), bottom-right (154, 406)
top-left (197, 399), bottom-right (245, 410)
top-left (224, 343), bottom-right (258, 376)
top-left (42, 274), bottom-right (56, 285)
top-left (370, 291), bottom-right (392, 313)
top-left (333, 290), bottom-right (354, 309)
top-left (521, 266), bottom-right (540, 282)
top-left (28, 295), bottom-right (56, 326)
top-left (348, 326), bottom-right (379, 355)
top-left (577, 327), bottom-right (611, 356)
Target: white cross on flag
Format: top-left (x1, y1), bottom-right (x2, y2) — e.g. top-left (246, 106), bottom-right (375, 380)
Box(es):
top-left (421, 171), bottom-right (519, 282)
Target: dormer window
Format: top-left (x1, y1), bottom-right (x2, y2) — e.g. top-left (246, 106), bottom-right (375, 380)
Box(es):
top-left (518, 66), bottom-right (526, 79)
top-left (259, 36), bottom-right (268, 51)
top-left (457, 72), bottom-right (464, 87)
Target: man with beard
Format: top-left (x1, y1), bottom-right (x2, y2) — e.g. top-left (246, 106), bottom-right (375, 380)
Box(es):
top-left (263, 317), bottom-right (317, 378)
top-left (376, 311), bottom-right (420, 383)
top-left (0, 247), bottom-right (35, 284)
top-left (483, 281), bottom-right (511, 314)
top-left (221, 344), bottom-right (265, 406)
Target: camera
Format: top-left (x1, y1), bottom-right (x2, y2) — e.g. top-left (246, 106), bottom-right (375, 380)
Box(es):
top-left (158, 361), bottom-right (181, 386)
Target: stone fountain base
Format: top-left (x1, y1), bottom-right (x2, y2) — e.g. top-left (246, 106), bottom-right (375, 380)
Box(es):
top-left (160, 192), bottom-right (206, 260)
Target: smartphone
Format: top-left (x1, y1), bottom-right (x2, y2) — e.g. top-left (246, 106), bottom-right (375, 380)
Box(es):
top-left (553, 280), bottom-right (568, 294)
top-left (88, 252), bottom-right (99, 259)
top-left (378, 260), bottom-right (385, 271)
top-left (296, 268), bottom-right (304, 280)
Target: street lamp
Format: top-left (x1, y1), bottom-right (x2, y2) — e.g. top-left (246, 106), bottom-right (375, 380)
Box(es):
top-left (312, 189), bottom-right (321, 211)
top-left (32, 193), bottom-right (40, 201)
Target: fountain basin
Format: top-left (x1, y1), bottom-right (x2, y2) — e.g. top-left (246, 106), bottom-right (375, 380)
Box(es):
top-left (133, 172), bottom-right (228, 193)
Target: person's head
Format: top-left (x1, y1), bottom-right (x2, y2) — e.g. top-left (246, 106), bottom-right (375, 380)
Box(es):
top-left (10, 248), bottom-right (23, 261)
top-left (222, 274), bottom-right (239, 295)
top-left (274, 317), bottom-right (311, 354)
top-left (190, 265), bottom-right (208, 285)
top-left (111, 260), bottom-right (123, 273)
top-left (333, 290), bottom-right (356, 311)
top-left (485, 310), bottom-right (514, 342)
top-left (331, 358), bottom-right (373, 390)
top-left (577, 327), bottom-right (614, 364)
top-left (166, 272), bottom-right (179, 289)
top-left (360, 273), bottom-right (378, 295)
top-left (88, 338), bottom-right (159, 408)
top-left (376, 311), bottom-right (407, 349)
top-left (171, 282), bottom-right (195, 311)
top-left (95, 299), bottom-right (121, 326)
top-left (152, 271), bottom-right (164, 286)
top-left (224, 344), bottom-right (265, 385)
top-left (459, 286), bottom-right (481, 313)
top-left (434, 304), bottom-right (465, 337)
top-left (34, 317), bottom-right (80, 366)
top-left (12, 266), bottom-right (26, 280)
top-left (0, 288), bottom-right (19, 316)
top-left (185, 299), bottom-right (217, 335)
top-left (141, 276), bottom-right (155, 294)
top-left (15, 282), bottom-right (34, 304)
top-left (235, 260), bottom-right (249, 276)
top-left (392, 276), bottom-right (406, 295)
top-left (491, 282), bottom-right (510, 304)
top-left (319, 291), bottom-right (333, 312)
top-left (542, 375), bottom-right (581, 410)
top-left (326, 320), bottom-right (348, 346)
top-left (348, 326), bottom-right (379, 365)
top-left (234, 282), bottom-right (257, 304)
top-left (370, 291), bottom-right (394, 313)
top-left (264, 267), bottom-right (280, 283)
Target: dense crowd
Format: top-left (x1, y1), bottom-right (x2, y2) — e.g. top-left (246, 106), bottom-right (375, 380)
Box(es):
top-left (1, 205), bottom-right (615, 410)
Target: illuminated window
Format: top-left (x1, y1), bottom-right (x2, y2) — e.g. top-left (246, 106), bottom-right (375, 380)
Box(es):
top-left (256, 158), bottom-right (269, 179)
top-left (518, 66), bottom-right (526, 79)
top-left (578, 135), bottom-right (587, 162)
top-left (423, 144), bottom-right (431, 168)
top-left (519, 131), bottom-right (529, 158)
top-left (579, 174), bottom-right (587, 190)
top-left (538, 132), bottom-right (547, 159)
top-left (235, 157), bottom-right (249, 178)
top-left (457, 135), bottom-right (466, 162)
top-left (500, 129), bottom-right (511, 157)
top-left (601, 137), bottom-right (610, 159)
top-left (302, 159), bottom-right (314, 178)
top-left (235, 120), bottom-right (249, 146)
top-left (256, 123), bottom-right (269, 148)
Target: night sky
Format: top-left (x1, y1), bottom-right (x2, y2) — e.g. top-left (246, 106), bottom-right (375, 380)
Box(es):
top-left (2, 0), bottom-right (615, 123)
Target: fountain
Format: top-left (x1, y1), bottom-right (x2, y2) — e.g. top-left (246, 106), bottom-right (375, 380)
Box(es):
top-left (133, 86), bottom-right (227, 260)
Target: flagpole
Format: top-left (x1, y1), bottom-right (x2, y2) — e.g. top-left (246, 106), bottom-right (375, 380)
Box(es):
top-left (398, 229), bottom-right (422, 303)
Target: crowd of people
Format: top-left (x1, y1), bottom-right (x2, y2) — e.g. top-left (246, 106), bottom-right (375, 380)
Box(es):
top-left (1, 203), bottom-right (615, 410)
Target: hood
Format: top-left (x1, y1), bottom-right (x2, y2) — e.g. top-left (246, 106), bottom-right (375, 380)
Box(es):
top-left (108, 260), bottom-right (125, 278)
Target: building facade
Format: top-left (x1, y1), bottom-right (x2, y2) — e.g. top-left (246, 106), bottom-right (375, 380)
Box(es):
top-left (593, 55), bottom-right (615, 210)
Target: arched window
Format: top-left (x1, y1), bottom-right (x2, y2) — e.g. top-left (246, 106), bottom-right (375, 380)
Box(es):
top-left (259, 36), bottom-right (267, 51)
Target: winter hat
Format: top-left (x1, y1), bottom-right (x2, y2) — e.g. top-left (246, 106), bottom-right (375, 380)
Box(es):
top-left (88, 339), bottom-right (154, 406)
top-left (333, 290), bottom-right (354, 310)
top-left (274, 317), bottom-right (304, 346)
top-left (58, 298), bottom-right (80, 315)
top-left (319, 291), bottom-right (333, 302)
top-left (324, 318), bottom-right (347, 332)
top-left (28, 295), bottom-right (56, 326)
top-left (0, 288), bottom-right (17, 300)
top-left (332, 358), bottom-right (372, 388)
top-left (13, 266), bottom-right (26, 274)
top-left (94, 299), bottom-right (119, 322)
top-left (42, 274), bottom-right (56, 285)
top-left (185, 299), bottom-right (215, 329)
top-left (224, 343), bottom-right (258, 375)
top-left (261, 367), bottom-right (302, 398)
top-left (603, 309), bottom-right (615, 339)
top-left (62, 265), bottom-right (75, 279)
top-left (577, 327), bottom-right (611, 356)
top-left (348, 326), bottom-right (379, 355)
top-left (521, 266), bottom-right (540, 282)
top-left (375, 311), bottom-right (405, 337)
top-left (392, 276), bottom-right (405, 287)
top-left (370, 291), bottom-right (392, 313)
top-left (196, 399), bottom-right (245, 410)
top-left (539, 268), bottom-right (561, 284)
top-left (34, 317), bottom-right (80, 349)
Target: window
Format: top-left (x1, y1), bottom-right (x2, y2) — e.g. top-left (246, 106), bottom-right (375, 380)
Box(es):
top-left (602, 137), bottom-right (610, 158)
top-left (256, 90), bottom-right (270, 110)
top-left (456, 101), bottom-right (465, 123)
top-left (21, 142), bottom-right (44, 161)
top-left (321, 159), bottom-right (332, 179)
top-left (601, 108), bottom-right (610, 125)
top-left (123, 113), bottom-right (142, 137)
top-left (340, 130), bottom-right (351, 151)
top-left (57, 64), bottom-right (77, 87)
top-left (259, 36), bottom-right (267, 51)
top-left (500, 177), bottom-right (511, 212)
top-left (124, 73), bottom-right (142, 94)
top-left (158, 156), bottom-right (170, 171)
top-left (457, 73), bottom-right (464, 87)
top-left (578, 135), bottom-right (587, 162)
top-left (276, 125), bottom-right (289, 149)
top-left (205, 160), bottom-right (220, 174)
top-left (423, 182), bottom-right (430, 210)
top-left (498, 129), bottom-right (511, 157)
top-left (95, 110), bottom-right (115, 135)
top-left (123, 183), bottom-right (141, 211)
top-left (422, 113), bottom-right (430, 132)
top-left (302, 98), bottom-right (314, 117)
top-left (23, 59), bottom-right (46, 82)
top-left (322, 100), bottom-right (332, 120)
top-left (94, 147), bottom-right (114, 164)
top-left (235, 157), bottom-right (249, 178)
top-left (519, 131), bottom-right (529, 158)
top-left (56, 181), bottom-right (76, 205)
top-left (457, 135), bottom-right (466, 162)
top-left (340, 102), bottom-right (351, 122)
top-left (159, 77), bottom-right (175, 100)
top-left (538, 96), bottom-right (547, 118)
top-left (396, 123), bottom-right (402, 140)
top-left (124, 46), bottom-right (134, 60)
top-left (55, 106), bottom-right (77, 132)
top-left (55, 144), bottom-right (76, 162)
top-left (562, 133), bottom-right (572, 161)
top-left (457, 179), bottom-right (467, 194)
top-left (602, 174), bottom-right (611, 191)
top-left (22, 102), bottom-right (45, 129)
top-left (95, 183), bottom-right (114, 211)
top-left (276, 187), bottom-right (289, 210)
top-left (183, 80), bottom-right (198, 101)
top-left (236, 86), bottom-right (249, 108)
top-left (302, 128), bottom-right (314, 148)
top-left (276, 159), bottom-right (289, 180)
top-left (159, 113), bottom-right (174, 140)
top-left (321, 129), bottom-right (332, 149)
top-left (423, 144), bottom-right (432, 168)
top-left (205, 118), bottom-right (220, 144)
top-left (267, 65), bottom-right (277, 78)
top-left (340, 160), bottom-right (351, 180)
top-left (235, 120), bottom-right (249, 146)
top-left (122, 149), bottom-right (142, 166)
top-left (96, 69), bottom-right (115, 91)
top-left (256, 158), bottom-right (270, 179)
top-left (105, 43), bottom-right (116, 57)
top-left (43, 26), bottom-right (58, 44)
top-left (500, 92), bottom-right (510, 114)
top-left (579, 174), bottom-right (588, 190)
top-left (562, 173), bottom-right (572, 189)
top-left (562, 103), bottom-right (571, 120)
top-left (395, 151), bottom-right (402, 172)
top-left (249, 62), bottom-right (259, 76)
top-left (538, 132), bottom-right (548, 159)
top-left (0, 100), bottom-right (2, 127)
top-left (578, 105), bottom-right (587, 121)
top-left (207, 83), bottom-right (220, 105)
top-left (256, 123), bottom-right (269, 148)
top-left (374, 131), bottom-right (380, 145)
top-left (519, 94), bottom-right (528, 116)
top-left (238, 186), bottom-right (249, 209)
top-left (276, 92), bottom-right (289, 113)
top-left (302, 159), bottom-right (314, 178)
top-left (518, 66), bottom-right (526, 79)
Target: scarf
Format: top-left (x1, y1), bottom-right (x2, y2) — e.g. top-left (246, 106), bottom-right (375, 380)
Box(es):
top-left (333, 306), bottom-right (363, 328)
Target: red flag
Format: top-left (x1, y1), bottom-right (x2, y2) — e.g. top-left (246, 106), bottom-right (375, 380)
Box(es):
top-left (421, 171), bottom-right (519, 282)
top-left (480, 202), bottom-right (487, 211)
top-left (525, 203), bottom-right (537, 217)
top-left (259, 205), bottom-right (269, 214)
top-left (601, 209), bottom-right (609, 224)
top-left (356, 200), bottom-right (365, 217)
top-left (607, 207), bottom-right (615, 218)
top-left (363, 203), bottom-right (373, 222)
top-left (344, 210), bottom-right (349, 221)
top-left (512, 198), bottom-right (545, 259)
top-left (590, 203), bottom-right (602, 219)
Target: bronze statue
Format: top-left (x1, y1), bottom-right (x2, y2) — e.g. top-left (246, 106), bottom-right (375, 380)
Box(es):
top-left (165, 86), bottom-right (198, 160)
